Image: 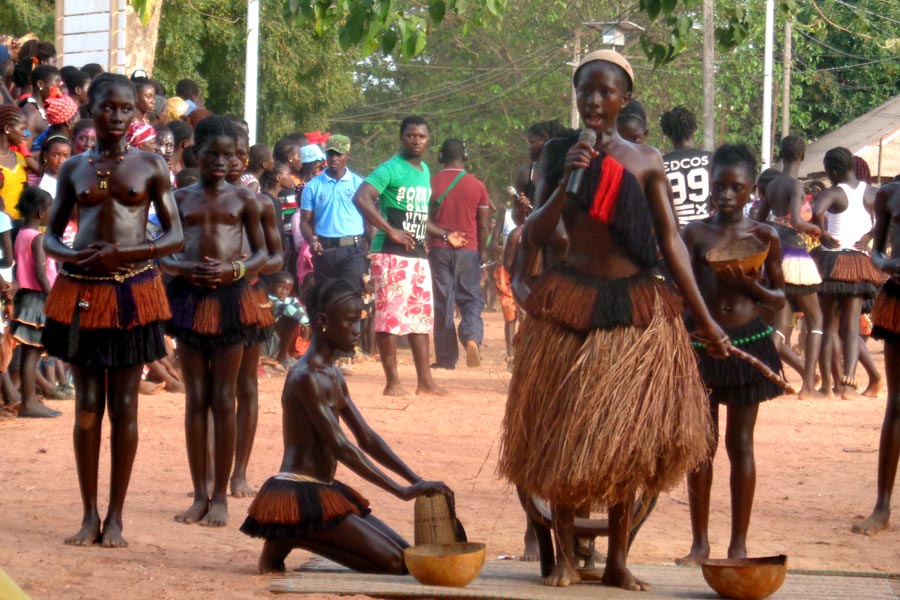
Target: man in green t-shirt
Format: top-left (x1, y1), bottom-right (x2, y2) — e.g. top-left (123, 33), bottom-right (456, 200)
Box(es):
top-left (353, 116), bottom-right (464, 396)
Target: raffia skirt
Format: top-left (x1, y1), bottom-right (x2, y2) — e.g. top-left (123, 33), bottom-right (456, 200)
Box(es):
top-left (240, 473), bottom-right (371, 539)
top-left (497, 266), bottom-right (713, 507)
top-left (811, 247), bottom-right (886, 298)
top-left (872, 278), bottom-right (900, 343)
top-left (42, 264), bottom-right (170, 367)
top-left (772, 223), bottom-right (822, 296)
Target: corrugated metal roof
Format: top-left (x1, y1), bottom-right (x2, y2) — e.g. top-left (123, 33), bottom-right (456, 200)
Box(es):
top-left (798, 94), bottom-right (900, 180)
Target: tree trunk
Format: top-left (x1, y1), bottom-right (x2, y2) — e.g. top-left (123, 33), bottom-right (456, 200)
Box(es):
top-left (124, 0), bottom-right (163, 76)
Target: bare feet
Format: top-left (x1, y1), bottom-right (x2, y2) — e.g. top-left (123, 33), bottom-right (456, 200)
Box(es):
top-left (65, 515), bottom-right (101, 546)
top-left (841, 387), bottom-right (864, 401)
top-left (138, 380), bottom-right (165, 395)
top-left (259, 542), bottom-right (289, 574)
top-left (852, 509), bottom-right (890, 535)
top-left (862, 377), bottom-right (883, 398)
top-left (675, 543), bottom-right (710, 566)
top-left (727, 544), bottom-right (748, 559)
top-left (382, 383), bottom-right (409, 397)
top-left (175, 498), bottom-right (209, 524)
top-left (415, 383), bottom-right (448, 396)
top-left (101, 521), bottom-right (128, 548)
top-left (601, 563), bottom-right (650, 591)
top-left (231, 477), bottom-right (257, 498)
top-left (543, 561), bottom-right (581, 587)
top-left (818, 386), bottom-right (835, 399)
top-left (520, 528), bottom-right (540, 562)
top-left (798, 387), bottom-right (827, 400)
top-left (199, 499), bottom-right (228, 527)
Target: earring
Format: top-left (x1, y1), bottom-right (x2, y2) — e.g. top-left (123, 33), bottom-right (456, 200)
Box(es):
top-left (322, 325), bottom-right (328, 333)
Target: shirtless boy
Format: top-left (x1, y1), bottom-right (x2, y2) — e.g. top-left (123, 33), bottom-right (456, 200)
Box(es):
top-left (499, 50), bottom-right (727, 591)
top-left (678, 143), bottom-right (786, 564)
top-left (42, 73), bottom-right (183, 548)
top-left (753, 136), bottom-right (824, 398)
top-left (853, 181), bottom-right (900, 535)
top-left (161, 115), bottom-right (271, 527)
top-left (241, 278), bottom-right (453, 573)
top-left (226, 123), bottom-right (282, 498)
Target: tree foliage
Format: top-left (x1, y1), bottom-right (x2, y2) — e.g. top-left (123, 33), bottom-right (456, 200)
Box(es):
top-left (153, 0), bottom-right (361, 143)
top-left (0, 0), bottom-right (54, 41)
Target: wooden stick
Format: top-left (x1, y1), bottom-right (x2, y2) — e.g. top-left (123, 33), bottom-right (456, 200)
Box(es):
top-left (728, 346), bottom-right (797, 395)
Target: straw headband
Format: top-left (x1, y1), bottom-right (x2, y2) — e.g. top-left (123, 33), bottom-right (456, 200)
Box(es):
top-left (574, 49), bottom-right (634, 89)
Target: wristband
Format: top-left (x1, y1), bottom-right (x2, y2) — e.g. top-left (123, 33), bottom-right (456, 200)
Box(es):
top-left (232, 260), bottom-right (246, 281)
top-left (148, 241), bottom-right (157, 259)
top-left (442, 232), bottom-right (450, 243)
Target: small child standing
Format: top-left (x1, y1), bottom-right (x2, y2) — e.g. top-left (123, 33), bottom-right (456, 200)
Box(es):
top-left (11, 186), bottom-right (59, 418)
top-left (267, 271), bottom-right (310, 367)
top-left (494, 202), bottom-right (525, 368)
top-left (678, 144), bottom-right (786, 564)
top-left (38, 135), bottom-right (72, 199)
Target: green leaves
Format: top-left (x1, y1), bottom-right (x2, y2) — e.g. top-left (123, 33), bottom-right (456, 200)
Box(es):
top-left (283, 0), bottom-right (507, 60)
top-left (128, 0), bottom-right (155, 26)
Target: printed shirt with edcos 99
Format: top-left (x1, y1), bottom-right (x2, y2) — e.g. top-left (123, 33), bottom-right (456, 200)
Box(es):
top-left (366, 154), bottom-right (432, 259)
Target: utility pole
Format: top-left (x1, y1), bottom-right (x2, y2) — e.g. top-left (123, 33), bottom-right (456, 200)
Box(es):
top-left (781, 19), bottom-right (792, 137)
top-left (570, 28), bottom-right (582, 129)
top-left (761, 0), bottom-right (775, 168)
top-left (702, 0), bottom-right (715, 151)
top-left (244, 0), bottom-right (260, 144)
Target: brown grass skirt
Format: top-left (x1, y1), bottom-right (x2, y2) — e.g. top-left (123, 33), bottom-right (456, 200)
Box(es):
top-left (42, 266), bottom-right (170, 367)
top-left (811, 248), bottom-right (886, 297)
top-left (872, 279), bottom-right (900, 343)
top-left (498, 295), bottom-right (712, 508)
top-left (240, 474), bottom-right (371, 540)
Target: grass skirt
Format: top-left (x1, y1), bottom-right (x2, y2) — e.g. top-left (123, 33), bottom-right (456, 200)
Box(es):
top-left (498, 288), bottom-right (712, 507)
top-left (872, 279), bottom-right (900, 343)
top-left (167, 277), bottom-right (272, 352)
top-left (11, 289), bottom-right (46, 347)
top-left (811, 247), bottom-right (886, 298)
top-left (780, 241), bottom-right (822, 295)
top-left (693, 319), bottom-right (783, 405)
top-left (42, 265), bottom-right (170, 367)
top-left (246, 278), bottom-right (275, 346)
top-left (240, 473), bottom-right (371, 539)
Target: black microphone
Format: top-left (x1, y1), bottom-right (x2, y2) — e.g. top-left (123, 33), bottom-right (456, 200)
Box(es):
top-left (566, 128), bottom-right (597, 200)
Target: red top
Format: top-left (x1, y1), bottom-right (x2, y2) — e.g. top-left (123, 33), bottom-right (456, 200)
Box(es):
top-left (428, 169), bottom-right (490, 250)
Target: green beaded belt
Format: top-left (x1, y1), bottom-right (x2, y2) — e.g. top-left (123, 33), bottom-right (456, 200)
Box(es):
top-left (691, 325), bottom-right (774, 350)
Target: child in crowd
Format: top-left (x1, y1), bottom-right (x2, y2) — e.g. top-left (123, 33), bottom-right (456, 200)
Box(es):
top-left (71, 119), bottom-right (96, 155)
top-left (11, 186), bottom-right (59, 418)
top-left (495, 201), bottom-right (525, 369)
top-left (267, 271), bottom-right (310, 367)
top-left (678, 144), bottom-right (786, 564)
top-left (243, 143), bottom-right (273, 193)
top-left (38, 135), bottom-right (72, 199)
top-left (0, 104), bottom-right (28, 220)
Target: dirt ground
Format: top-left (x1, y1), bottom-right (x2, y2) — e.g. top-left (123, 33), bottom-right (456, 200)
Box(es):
top-left (2, 310), bottom-right (899, 599)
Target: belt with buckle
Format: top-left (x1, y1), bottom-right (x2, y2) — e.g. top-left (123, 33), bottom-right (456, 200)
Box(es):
top-left (319, 235), bottom-right (360, 249)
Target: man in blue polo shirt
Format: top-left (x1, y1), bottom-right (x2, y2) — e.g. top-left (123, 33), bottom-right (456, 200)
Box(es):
top-left (299, 135), bottom-right (367, 290)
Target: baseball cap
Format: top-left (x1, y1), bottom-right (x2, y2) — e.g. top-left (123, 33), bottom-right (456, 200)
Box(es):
top-left (300, 144), bottom-right (326, 164)
top-left (324, 134), bottom-right (351, 154)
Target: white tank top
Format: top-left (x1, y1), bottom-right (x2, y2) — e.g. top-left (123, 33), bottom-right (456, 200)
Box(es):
top-left (827, 182), bottom-right (872, 250)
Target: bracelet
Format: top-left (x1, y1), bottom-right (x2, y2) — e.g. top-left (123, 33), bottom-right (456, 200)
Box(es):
top-left (232, 260), bottom-right (246, 281)
top-left (148, 241), bottom-right (157, 259)
top-left (442, 231), bottom-right (450, 243)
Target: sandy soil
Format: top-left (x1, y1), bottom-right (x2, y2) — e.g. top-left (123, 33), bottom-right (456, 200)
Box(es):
top-left (1, 311), bottom-right (898, 599)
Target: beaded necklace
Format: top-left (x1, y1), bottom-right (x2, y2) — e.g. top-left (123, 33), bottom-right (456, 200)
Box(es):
top-left (87, 145), bottom-right (129, 190)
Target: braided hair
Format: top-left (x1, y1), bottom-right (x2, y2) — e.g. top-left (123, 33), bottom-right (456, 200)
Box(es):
top-left (712, 143), bottom-right (758, 180)
top-left (660, 106), bottom-right (697, 145)
top-left (305, 278), bottom-right (361, 322)
top-left (0, 105), bottom-right (26, 130)
top-left (193, 115), bottom-right (238, 150)
top-left (778, 135), bottom-right (805, 163)
top-left (87, 73), bottom-right (134, 110)
top-left (823, 147), bottom-right (854, 175)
